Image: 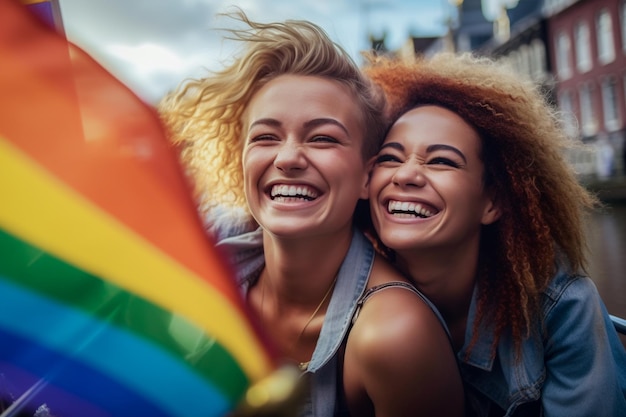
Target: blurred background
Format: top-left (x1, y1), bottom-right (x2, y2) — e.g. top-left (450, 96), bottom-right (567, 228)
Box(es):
top-left (46, 0), bottom-right (626, 345)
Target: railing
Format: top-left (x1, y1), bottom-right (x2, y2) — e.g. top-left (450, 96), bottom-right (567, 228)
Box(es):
top-left (611, 315), bottom-right (626, 335)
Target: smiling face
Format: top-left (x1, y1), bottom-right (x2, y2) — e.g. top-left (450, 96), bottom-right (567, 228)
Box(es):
top-left (369, 105), bottom-right (500, 256)
top-left (242, 74), bottom-right (370, 239)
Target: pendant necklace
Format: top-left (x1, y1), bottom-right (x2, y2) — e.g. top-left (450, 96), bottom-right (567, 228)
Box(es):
top-left (260, 274), bottom-right (338, 372)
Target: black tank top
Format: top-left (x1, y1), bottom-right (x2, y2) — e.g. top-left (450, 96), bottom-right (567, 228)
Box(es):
top-left (334, 281), bottom-right (452, 416)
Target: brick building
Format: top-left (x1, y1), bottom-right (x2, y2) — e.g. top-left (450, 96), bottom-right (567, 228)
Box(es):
top-left (547, 0), bottom-right (626, 177)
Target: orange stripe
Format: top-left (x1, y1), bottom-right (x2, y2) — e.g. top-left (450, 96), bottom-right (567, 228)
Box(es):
top-left (0, 0), bottom-right (243, 306)
top-left (20, 0), bottom-right (50, 5)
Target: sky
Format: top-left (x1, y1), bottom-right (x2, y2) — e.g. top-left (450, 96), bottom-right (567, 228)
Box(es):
top-left (56, 0), bottom-right (502, 104)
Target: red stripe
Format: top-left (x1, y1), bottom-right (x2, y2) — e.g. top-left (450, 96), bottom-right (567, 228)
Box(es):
top-left (0, 0), bottom-right (243, 306)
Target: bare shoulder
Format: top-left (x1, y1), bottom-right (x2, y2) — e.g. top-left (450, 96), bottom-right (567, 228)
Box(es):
top-left (350, 271), bottom-right (450, 361)
top-left (361, 254), bottom-right (446, 341)
top-left (342, 254), bottom-right (464, 417)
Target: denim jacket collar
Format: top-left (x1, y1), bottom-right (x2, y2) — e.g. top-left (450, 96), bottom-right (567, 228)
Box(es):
top-left (307, 229), bottom-right (372, 372)
top-left (219, 226), bottom-right (373, 417)
top-left (459, 284), bottom-right (545, 414)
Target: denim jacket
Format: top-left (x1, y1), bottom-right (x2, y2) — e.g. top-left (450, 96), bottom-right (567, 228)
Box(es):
top-left (208, 208), bottom-right (372, 417)
top-left (459, 265), bottom-right (626, 417)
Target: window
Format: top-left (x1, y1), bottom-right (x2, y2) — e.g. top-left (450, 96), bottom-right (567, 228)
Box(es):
top-left (556, 31), bottom-right (572, 79)
top-left (601, 76), bottom-right (620, 131)
top-left (530, 39), bottom-right (546, 81)
top-left (575, 22), bottom-right (592, 73)
top-left (622, 1), bottom-right (626, 53)
top-left (597, 9), bottom-right (615, 64)
top-left (503, 51), bottom-right (518, 74)
top-left (579, 82), bottom-right (598, 136)
top-left (559, 90), bottom-right (578, 137)
top-left (518, 44), bottom-right (531, 78)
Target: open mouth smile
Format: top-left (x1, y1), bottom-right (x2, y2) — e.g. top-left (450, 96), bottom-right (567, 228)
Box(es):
top-left (270, 184), bottom-right (319, 202)
top-left (387, 200), bottom-right (437, 218)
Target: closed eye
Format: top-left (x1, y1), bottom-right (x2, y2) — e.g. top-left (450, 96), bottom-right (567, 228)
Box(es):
top-left (310, 135), bottom-right (339, 143)
top-left (427, 157), bottom-right (461, 168)
top-left (249, 134), bottom-right (278, 143)
top-left (374, 153), bottom-right (401, 164)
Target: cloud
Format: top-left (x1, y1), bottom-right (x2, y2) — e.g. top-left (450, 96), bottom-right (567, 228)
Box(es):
top-left (59, 0), bottom-right (449, 104)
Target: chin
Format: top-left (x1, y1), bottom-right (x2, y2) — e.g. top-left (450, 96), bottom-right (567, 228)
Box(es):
top-left (379, 233), bottom-right (422, 252)
top-left (262, 221), bottom-right (318, 238)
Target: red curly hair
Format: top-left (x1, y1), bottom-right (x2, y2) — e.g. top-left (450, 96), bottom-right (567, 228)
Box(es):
top-left (362, 52), bottom-right (600, 356)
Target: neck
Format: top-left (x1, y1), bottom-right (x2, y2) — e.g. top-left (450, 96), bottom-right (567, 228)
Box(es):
top-left (395, 242), bottom-right (479, 326)
top-left (254, 228), bottom-right (352, 366)
top-left (261, 227), bottom-right (353, 307)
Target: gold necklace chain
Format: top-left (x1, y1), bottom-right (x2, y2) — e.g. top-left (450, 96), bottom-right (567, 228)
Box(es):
top-left (260, 274), bottom-right (338, 371)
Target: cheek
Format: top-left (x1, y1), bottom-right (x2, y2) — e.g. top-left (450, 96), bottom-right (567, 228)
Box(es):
top-left (444, 181), bottom-right (487, 216)
top-left (242, 148), bottom-right (268, 178)
top-left (367, 173), bottom-right (388, 226)
top-left (242, 153), bottom-right (263, 196)
top-left (367, 169), bottom-right (387, 198)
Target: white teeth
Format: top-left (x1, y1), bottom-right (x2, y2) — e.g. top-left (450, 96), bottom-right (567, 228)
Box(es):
top-left (271, 184), bottom-right (318, 199)
top-left (387, 200), bottom-right (434, 218)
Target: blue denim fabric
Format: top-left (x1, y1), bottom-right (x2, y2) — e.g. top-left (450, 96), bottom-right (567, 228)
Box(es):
top-left (207, 209), bottom-right (372, 417)
top-left (459, 265), bottom-right (626, 417)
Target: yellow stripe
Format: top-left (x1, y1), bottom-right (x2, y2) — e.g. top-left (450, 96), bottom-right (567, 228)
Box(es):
top-left (0, 137), bottom-right (271, 380)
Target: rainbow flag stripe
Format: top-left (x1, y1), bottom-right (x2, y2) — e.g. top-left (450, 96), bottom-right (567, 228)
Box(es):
top-left (0, 1), bottom-right (275, 415)
top-left (21, 0), bottom-right (63, 32)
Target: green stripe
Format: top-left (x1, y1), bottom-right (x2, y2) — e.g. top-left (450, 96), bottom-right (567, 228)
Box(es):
top-left (0, 228), bottom-right (249, 403)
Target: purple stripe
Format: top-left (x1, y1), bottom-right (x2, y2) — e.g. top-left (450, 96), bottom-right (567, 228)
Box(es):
top-left (0, 328), bottom-right (170, 417)
top-left (25, 2), bottom-right (56, 29)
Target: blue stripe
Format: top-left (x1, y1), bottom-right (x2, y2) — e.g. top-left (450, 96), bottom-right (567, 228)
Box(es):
top-left (0, 277), bottom-right (231, 417)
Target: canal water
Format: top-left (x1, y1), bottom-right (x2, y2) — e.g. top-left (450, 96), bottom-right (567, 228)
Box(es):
top-left (585, 199), bottom-right (626, 346)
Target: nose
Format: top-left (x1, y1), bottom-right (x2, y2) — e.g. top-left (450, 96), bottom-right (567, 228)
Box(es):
top-left (391, 159), bottom-right (427, 188)
top-left (274, 140), bottom-right (307, 172)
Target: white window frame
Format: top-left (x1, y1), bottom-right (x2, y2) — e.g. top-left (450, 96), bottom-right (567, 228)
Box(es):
top-left (556, 31), bottom-right (572, 80)
top-left (575, 21), bottom-right (592, 73)
top-left (601, 76), bottom-right (620, 131)
top-left (621, 1), bottom-right (626, 54)
top-left (559, 90), bottom-right (578, 138)
top-left (579, 82), bottom-right (598, 137)
top-left (596, 9), bottom-right (615, 64)
top-left (519, 44), bottom-right (531, 78)
top-left (531, 39), bottom-right (546, 81)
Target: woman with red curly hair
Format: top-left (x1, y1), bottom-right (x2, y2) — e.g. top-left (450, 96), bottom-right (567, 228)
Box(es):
top-left (363, 52), bottom-right (626, 417)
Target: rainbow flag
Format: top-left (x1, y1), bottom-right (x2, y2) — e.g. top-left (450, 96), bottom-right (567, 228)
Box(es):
top-left (0, 1), bottom-right (279, 415)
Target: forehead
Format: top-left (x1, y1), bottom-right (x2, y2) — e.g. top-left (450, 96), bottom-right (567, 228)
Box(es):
top-left (385, 105), bottom-right (481, 151)
top-left (244, 74), bottom-right (363, 130)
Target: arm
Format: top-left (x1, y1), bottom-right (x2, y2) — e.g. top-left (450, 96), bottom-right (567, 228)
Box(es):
top-left (343, 283), bottom-right (464, 417)
top-left (542, 275), bottom-right (626, 417)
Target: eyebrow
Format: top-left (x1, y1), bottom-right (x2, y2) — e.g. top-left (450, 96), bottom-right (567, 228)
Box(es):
top-left (303, 118), bottom-right (350, 136)
top-left (249, 117), bottom-right (350, 136)
top-left (249, 118), bottom-right (281, 130)
top-left (427, 144), bottom-right (467, 163)
top-left (380, 142), bottom-right (467, 163)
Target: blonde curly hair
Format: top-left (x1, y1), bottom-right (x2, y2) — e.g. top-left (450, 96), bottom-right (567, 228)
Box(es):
top-left (159, 9), bottom-right (386, 216)
top-left (363, 52), bottom-right (600, 356)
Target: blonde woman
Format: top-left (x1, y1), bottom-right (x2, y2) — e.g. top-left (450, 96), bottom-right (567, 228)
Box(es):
top-left (160, 11), bottom-right (464, 417)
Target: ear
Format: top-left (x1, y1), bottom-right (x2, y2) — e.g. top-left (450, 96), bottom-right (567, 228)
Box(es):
top-left (481, 192), bottom-right (501, 225)
top-left (360, 157), bottom-right (376, 200)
